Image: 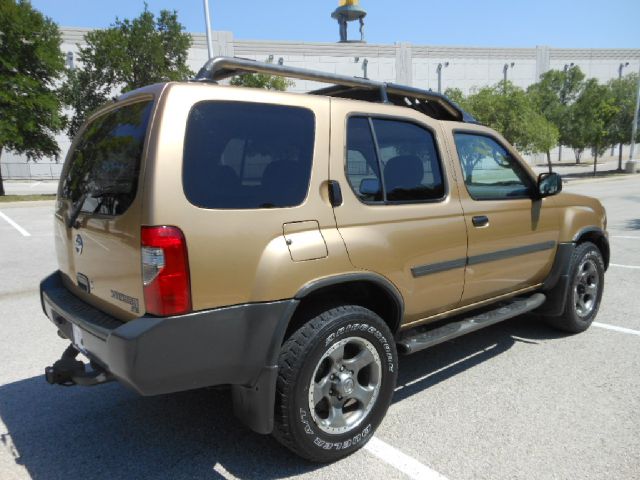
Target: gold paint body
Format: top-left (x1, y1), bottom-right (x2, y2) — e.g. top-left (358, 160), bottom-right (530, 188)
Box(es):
top-left (54, 82), bottom-right (606, 330)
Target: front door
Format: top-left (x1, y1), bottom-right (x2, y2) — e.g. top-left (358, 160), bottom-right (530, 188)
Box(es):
top-left (448, 129), bottom-right (560, 305)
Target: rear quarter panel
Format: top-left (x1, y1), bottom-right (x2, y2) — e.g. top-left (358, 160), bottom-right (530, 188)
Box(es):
top-left (143, 83), bottom-right (353, 310)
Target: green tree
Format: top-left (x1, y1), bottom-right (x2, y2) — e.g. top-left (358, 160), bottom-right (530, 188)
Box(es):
top-left (0, 0), bottom-right (65, 195)
top-left (566, 79), bottom-right (619, 175)
top-left (527, 66), bottom-right (585, 162)
top-left (230, 58), bottom-right (294, 91)
top-left (444, 87), bottom-right (466, 109)
top-left (447, 83), bottom-right (558, 161)
top-left (607, 73), bottom-right (640, 170)
top-left (61, 5), bottom-right (192, 138)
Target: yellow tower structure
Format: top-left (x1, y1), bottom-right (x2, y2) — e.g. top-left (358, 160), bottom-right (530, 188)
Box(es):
top-left (332, 0), bottom-right (367, 43)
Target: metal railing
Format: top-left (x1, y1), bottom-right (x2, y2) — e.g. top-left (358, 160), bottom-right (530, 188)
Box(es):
top-left (0, 162), bottom-right (63, 180)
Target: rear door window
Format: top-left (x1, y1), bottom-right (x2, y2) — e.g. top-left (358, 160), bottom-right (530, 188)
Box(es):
top-left (183, 101), bottom-right (315, 209)
top-left (345, 116), bottom-right (445, 203)
top-left (61, 100), bottom-right (154, 216)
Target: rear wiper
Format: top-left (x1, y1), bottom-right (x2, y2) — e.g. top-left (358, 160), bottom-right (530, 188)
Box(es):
top-left (66, 193), bottom-right (88, 229)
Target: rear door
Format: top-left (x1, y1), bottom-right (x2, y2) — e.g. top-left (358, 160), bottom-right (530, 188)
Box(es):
top-left (330, 102), bottom-right (468, 327)
top-left (54, 96), bottom-right (156, 320)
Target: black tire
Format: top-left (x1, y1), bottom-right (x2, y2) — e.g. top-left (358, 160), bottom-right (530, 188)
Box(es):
top-left (273, 305), bottom-right (398, 462)
top-left (545, 241), bottom-right (605, 333)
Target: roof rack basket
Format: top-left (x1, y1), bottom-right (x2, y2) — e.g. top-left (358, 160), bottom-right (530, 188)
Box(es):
top-left (194, 56), bottom-right (476, 123)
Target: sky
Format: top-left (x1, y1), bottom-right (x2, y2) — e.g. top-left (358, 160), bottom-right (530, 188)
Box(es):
top-left (30, 0), bottom-right (640, 49)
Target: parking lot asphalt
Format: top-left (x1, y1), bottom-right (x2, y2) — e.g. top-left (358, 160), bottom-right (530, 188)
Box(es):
top-left (0, 176), bottom-right (638, 480)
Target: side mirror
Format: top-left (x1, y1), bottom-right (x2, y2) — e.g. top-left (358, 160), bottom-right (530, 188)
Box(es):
top-left (537, 172), bottom-right (562, 198)
top-left (359, 178), bottom-right (381, 196)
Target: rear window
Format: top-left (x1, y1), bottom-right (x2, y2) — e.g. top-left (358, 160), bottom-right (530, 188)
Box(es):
top-left (182, 101), bottom-right (315, 209)
top-left (61, 100), bottom-right (153, 215)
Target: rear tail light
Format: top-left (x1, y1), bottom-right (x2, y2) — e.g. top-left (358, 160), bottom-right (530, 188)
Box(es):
top-left (141, 226), bottom-right (192, 316)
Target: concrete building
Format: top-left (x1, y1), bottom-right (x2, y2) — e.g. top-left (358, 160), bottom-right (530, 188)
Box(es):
top-left (2, 27), bottom-right (639, 179)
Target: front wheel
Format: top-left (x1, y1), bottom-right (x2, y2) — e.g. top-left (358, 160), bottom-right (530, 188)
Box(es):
top-left (273, 305), bottom-right (398, 462)
top-left (546, 241), bottom-right (605, 333)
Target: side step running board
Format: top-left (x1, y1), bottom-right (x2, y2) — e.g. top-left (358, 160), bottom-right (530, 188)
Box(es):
top-left (397, 293), bottom-right (546, 355)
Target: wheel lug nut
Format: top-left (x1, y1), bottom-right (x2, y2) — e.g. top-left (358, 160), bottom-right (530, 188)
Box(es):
top-left (338, 396), bottom-right (343, 400)
top-left (340, 366), bottom-right (344, 371)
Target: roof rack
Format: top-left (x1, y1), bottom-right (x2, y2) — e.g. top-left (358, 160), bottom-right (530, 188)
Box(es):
top-left (194, 56), bottom-right (476, 123)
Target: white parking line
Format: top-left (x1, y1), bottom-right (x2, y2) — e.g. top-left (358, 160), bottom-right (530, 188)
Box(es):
top-left (365, 436), bottom-right (449, 480)
top-left (610, 263), bottom-right (640, 269)
top-left (593, 322), bottom-right (640, 336)
top-left (395, 346), bottom-right (496, 392)
top-left (0, 210), bottom-right (31, 237)
top-left (212, 463), bottom-right (233, 479)
top-left (611, 236), bottom-right (640, 239)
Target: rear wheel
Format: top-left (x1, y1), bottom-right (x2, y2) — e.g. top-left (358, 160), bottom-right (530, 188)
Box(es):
top-left (273, 305), bottom-right (397, 462)
top-left (546, 242), bottom-right (605, 333)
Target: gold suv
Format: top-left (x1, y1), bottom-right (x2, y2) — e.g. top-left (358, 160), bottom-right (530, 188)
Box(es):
top-left (41, 57), bottom-right (608, 462)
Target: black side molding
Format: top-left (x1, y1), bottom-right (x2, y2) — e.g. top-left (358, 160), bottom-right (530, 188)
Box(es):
top-left (467, 241), bottom-right (556, 266)
top-left (411, 241), bottom-right (557, 278)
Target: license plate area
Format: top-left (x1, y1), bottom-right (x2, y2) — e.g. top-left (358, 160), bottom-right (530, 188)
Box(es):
top-left (72, 324), bottom-right (88, 354)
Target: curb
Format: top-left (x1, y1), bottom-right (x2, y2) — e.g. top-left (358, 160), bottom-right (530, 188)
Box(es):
top-left (562, 173), bottom-right (640, 185)
top-left (0, 200), bottom-right (56, 208)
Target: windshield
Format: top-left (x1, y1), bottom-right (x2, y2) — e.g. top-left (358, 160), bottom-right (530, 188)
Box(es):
top-left (61, 100), bottom-right (154, 216)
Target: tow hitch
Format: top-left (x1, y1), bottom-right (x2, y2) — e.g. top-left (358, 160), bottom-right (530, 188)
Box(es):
top-left (45, 344), bottom-right (114, 387)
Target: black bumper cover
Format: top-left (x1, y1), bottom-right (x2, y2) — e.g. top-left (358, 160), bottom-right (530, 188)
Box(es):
top-left (40, 271), bottom-right (298, 433)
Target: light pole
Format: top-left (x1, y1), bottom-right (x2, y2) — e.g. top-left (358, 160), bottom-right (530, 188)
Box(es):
top-left (619, 62), bottom-right (630, 80)
top-left (615, 62), bottom-right (630, 167)
top-left (65, 51), bottom-right (74, 70)
top-left (630, 64), bottom-right (640, 162)
top-left (503, 62), bottom-right (515, 89)
top-left (203, 0), bottom-right (214, 60)
top-left (558, 63), bottom-right (575, 162)
top-left (436, 62), bottom-right (449, 94)
top-left (354, 57), bottom-right (369, 79)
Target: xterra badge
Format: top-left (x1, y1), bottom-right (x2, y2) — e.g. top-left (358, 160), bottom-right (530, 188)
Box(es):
top-left (110, 290), bottom-right (140, 314)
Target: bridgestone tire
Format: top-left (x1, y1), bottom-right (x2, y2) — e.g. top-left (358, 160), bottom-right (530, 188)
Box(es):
top-left (545, 241), bottom-right (605, 333)
top-left (273, 305), bottom-right (398, 462)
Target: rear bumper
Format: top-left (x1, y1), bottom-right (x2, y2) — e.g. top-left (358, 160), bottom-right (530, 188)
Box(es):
top-left (40, 271), bottom-right (298, 397)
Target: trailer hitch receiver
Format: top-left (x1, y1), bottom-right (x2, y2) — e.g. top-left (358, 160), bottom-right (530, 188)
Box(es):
top-left (45, 343), bottom-right (114, 387)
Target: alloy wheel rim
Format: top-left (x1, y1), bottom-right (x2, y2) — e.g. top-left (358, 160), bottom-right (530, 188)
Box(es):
top-left (574, 258), bottom-right (599, 318)
top-left (308, 336), bottom-right (382, 435)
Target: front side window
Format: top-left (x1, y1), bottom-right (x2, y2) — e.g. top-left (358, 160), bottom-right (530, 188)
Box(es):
top-left (453, 133), bottom-right (532, 200)
top-left (61, 100), bottom-right (154, 216)
top-left (183, 102), bottom-right (315, 209)
top-left (345, 116), bottom-right (445, 203)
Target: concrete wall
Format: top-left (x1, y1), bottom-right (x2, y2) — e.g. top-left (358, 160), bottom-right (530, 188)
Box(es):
top-left (4, 28), bottom-right (639, 173)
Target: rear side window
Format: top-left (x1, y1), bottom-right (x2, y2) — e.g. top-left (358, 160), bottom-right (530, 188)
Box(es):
top-left (61, 100), bottom-right (153, 215)
top-left (345, 116), bottom-right (445, 203)
top-left (183, 102), bottom-right (315, 209)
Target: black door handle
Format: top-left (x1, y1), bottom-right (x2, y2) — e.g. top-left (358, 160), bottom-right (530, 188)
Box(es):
top-left (472, 215), bottom-right (489, 227)
top-left (328, 180), bottom-right (343, 207)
